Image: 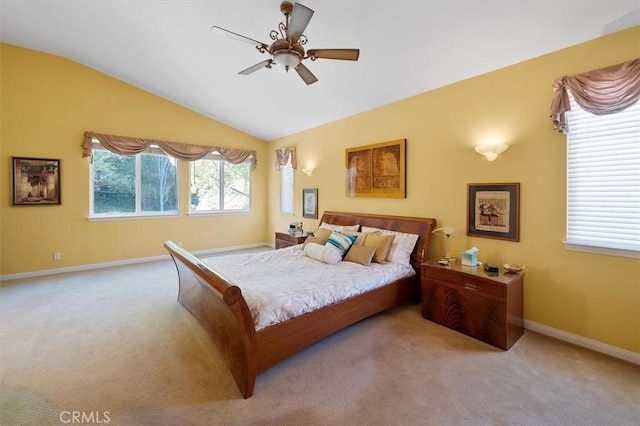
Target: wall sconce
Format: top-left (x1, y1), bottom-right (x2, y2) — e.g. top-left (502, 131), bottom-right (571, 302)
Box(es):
top-left (302, 167), bottom-right (316, 176)
top-left (474, 144), bottom-right (509, 161)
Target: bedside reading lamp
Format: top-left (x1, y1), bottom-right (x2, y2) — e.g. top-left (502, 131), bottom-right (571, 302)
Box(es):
top-left (432, 227), bottom-right (459, 262)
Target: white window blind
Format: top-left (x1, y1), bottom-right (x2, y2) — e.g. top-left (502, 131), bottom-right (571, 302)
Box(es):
top-left (280, 161), bottom-right (294, 214)
top-left (565, 94), bottom-right (640, 258)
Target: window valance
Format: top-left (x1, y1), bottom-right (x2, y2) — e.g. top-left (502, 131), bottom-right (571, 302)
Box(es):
top-left (549, 58), bottom-right (640, 133)
top-left (275, 146), bottom-right (297, 170)
top-left (82, 131), bottom-right (257, 169)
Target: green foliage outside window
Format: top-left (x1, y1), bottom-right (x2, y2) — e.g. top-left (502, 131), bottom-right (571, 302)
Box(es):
top-left (92, 150), bottom-right (177, 214)
top-left (190, 157), bottom-right (250, 212)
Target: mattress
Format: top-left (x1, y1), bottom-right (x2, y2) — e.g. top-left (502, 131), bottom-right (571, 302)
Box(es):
top-left (204, 245), bottom-right (415, 330)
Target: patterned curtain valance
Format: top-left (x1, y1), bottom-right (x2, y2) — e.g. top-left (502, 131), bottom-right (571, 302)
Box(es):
top-left (82, 131), bottom-right (257, 169)
top-left (550, 58), bottom-right (640, 133)
top-left (275, 146), bottom-right (297, 170)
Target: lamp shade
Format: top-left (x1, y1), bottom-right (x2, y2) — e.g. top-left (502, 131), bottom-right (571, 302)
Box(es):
top-left (274, 51), bottom-right (301, 70)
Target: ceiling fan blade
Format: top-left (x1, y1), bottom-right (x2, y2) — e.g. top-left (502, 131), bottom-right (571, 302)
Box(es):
top-left (211, 25), bottom-right (269, 50)
top-left (307, 49), bottom-right (360, 61)
top-left (295, 63), bottom-right (318, 85)
top-left (287, 3), bottom-right (314, 42)
top-left (238, 59), bottom-right (274, 75)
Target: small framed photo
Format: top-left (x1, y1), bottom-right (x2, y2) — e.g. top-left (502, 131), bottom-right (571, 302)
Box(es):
top-left (12, 157), bottom-right (61, 205)
top-left (467, 183), bottom-right (520, 242)
top-left (302, 188), bottom-right (318, 219)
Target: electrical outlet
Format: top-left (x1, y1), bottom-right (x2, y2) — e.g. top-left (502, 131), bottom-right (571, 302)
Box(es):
top-left (53, 252), bottom-right (61, 261)
top-left (178, 241), bottom-right (183, 247)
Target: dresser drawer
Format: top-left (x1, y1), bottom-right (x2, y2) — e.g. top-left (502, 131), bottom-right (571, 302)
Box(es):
top-left (422, 279), bottom-right (506, 316)
top-left (422, 280), bottom-right (508, 348)
top-left (424, 267), bottom-right (506, 298)
top-left (422, 300), bottom-right (508, 349)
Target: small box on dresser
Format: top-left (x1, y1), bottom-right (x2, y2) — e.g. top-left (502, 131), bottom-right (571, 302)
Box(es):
top-left (421, 260), bottom-right (524, 350)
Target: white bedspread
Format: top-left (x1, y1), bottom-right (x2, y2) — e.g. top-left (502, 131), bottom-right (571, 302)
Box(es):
top-left (204, 245), bottom-right (415, 331)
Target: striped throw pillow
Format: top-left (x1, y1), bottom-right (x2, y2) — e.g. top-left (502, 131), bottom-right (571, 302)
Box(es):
top-left (325, 232), bottom-right (358, 257)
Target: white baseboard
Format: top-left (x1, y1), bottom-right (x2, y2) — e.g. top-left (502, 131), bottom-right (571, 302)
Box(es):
top-left (0, 243), bottom-right (269, 282)
top-left (524, 319), bottom-right (640, 365)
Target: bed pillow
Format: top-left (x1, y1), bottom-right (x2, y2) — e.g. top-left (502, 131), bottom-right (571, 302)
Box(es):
top-left (363, 234), bottom-right (395, 263)
top-left (361, 226), bottom-right (420, 266)
top-left (325, 232), bottom-right (358, 257)
top-left (344, 244), bottom-right (377, 266)
top-left (314, 227), bottom-right (333, 241)
top-left (319, 222), bottom-right (360, 232)
top-left (302, 236), bottom-right (328, 249)
top-left (304, 242), bottom-right (342, 265)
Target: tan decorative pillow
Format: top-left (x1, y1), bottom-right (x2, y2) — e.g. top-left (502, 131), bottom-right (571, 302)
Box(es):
top-left (344, 244), bottom-right (377, 266)
top-left (361, 226), bottom-right (419, 266)
top-left (363, 234), bottom-right (395, 263)
top-left (302, 236), bottom-right (328, 249)
top-left (314, 228), bottom-right (333, 241)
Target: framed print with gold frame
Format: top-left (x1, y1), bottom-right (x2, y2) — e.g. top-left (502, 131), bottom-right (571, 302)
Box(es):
top-left (345, 139), bottom-right (406, 198)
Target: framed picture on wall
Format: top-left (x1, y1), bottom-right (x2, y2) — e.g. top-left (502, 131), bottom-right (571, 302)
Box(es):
top-left (302, 188), bottom-right (318, 219)
top-left (345, 139), bottom-right (406, 198)
top-left (467, 183), bottom-right (520, 241)
top-left (12, 157), bottom-right (61, 205)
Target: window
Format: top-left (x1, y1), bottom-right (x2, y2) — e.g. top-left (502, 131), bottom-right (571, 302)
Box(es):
top-left (189, 153), bottom-right (251, 213)
top-left (280, 160), bottom-right (294, 214)
top-left (565, 94), bottom-right (640, 258)
top-left (90, 146), bottom-right (178, 218)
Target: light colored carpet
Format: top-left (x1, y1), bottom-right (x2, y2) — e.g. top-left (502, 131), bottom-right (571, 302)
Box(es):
top-left (1, 253), bottom-right (638, 426)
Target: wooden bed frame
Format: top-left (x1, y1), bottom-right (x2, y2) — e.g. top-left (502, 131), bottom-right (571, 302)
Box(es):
top-left (164, 211), bottom-right (437, 398)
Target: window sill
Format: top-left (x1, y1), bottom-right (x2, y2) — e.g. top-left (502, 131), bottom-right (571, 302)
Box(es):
top-left (188, 210), bottom-right (251, 217)
top-left (563, 241), bottom-right (640, 259)
top-left (88, 212), bottom-right (179, 222)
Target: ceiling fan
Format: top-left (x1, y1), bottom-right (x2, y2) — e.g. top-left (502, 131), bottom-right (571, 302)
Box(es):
top-left (211, 1), bottom-right (360, 85)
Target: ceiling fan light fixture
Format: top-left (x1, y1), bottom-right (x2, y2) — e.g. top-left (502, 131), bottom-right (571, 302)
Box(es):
top-left (273, 50), bottom-right (301, 71)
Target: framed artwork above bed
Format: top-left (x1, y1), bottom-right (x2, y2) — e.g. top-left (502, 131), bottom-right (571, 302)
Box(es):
top-left (345, 139), bottom-right (406, 198)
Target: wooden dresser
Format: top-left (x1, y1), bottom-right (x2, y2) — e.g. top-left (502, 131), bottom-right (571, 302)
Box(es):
top-left (275, 232), bottom-right (309, 249)
top-left (421, 260), bottom-right (524, 350)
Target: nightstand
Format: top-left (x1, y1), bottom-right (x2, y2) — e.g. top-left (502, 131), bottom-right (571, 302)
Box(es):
top-left (421, 260), bottom-right (524, 350)
top-left (275, 232), bottom-right (309, 249)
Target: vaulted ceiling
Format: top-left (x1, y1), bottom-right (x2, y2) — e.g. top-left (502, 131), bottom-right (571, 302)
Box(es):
top-left (1, 1), bottom-right (638, 141)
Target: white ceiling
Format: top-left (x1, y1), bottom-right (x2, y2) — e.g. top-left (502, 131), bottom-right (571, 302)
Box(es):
top-left (1, 1), bottom-right (638, 141)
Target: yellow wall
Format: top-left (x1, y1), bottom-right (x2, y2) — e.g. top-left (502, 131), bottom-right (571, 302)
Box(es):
top-left (1, 43), bottom-right (268, 275)
top-left (268, 27), bottom-right (640, 353)
top-left (2, 28), bottom-right (639, 354)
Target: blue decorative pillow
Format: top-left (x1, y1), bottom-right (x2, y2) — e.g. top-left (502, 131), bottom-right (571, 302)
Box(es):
top-left (326, 232), bottom-right (358, 257)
